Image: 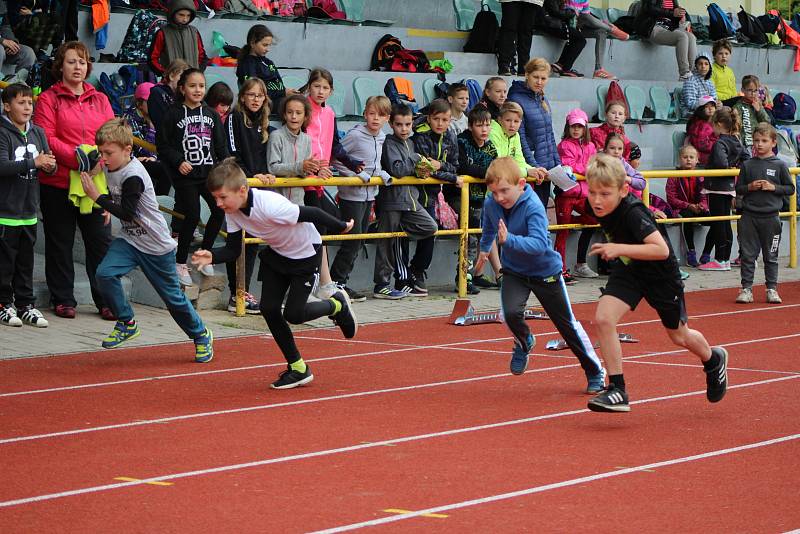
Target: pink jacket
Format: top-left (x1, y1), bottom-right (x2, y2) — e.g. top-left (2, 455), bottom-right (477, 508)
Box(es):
top-left (305, 98), bottom-right (335, 193)
top-left (557, 137), bottom-right (596, 198)
top-left (686, 118), bottom-right (717, 166)
top-left (33, 82), bottom-right (114, 189)
top-left (590, 123), bottom-right (631, 161)
top-left (666, 176), bottom-right (709, 212)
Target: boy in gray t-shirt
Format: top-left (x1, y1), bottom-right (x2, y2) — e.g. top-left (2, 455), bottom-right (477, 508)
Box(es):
top-left (79, 118), bottom-right (213, 362)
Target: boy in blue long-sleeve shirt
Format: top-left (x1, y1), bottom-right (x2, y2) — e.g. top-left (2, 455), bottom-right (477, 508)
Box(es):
top-left (475, 157), bottom-right (605, 392)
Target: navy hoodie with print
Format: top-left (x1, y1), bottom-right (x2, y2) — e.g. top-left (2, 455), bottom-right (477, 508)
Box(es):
top-left (0, 115), bottom-right (53, 223)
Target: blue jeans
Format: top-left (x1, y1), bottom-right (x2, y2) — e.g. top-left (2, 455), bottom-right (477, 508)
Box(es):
top-left (96, 239), bottom-right (205, 339)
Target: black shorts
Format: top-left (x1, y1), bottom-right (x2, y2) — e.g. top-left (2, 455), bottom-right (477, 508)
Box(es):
top-left (601, 269), bottom-right (688, 329)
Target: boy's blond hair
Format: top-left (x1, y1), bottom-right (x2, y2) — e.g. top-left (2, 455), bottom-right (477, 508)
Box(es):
top-left (679, 144), bottom-right (699, 158)
top-left (753, 121), bottom-right (777, 141)
top-left (586, 153), bottom-right (627, 189)
top-left (207, 157), bottom-right (248, 192)
top-left (364, 95), bottom-right (391, 116)
top-left (499, 101), bottom-right (523, 120)
top-left (95, 118), bottom-right (134, 148)
top-left (486, 157), bottom-right (523, 186)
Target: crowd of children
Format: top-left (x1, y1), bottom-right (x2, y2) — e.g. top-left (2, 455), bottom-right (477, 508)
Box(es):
top-left (1, 4), bottom-right (797, 408)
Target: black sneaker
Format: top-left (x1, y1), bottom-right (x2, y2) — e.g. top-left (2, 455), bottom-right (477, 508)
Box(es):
top-left (270, 365), bottom-right (314, 389)
top-left (344, 286), bottom-right (367, 303)
top-left (227, 294), bottom-right (261, 314)
top-left (705, 346), bottom-right (728, 403)
top-left (472, 274), bottom-right (496, 289)
top-left (412, 270), bottom-right (428, 295)
top-left (588, 384), bottom-right (630, 413)
top-left (330, 290), bottom-right (358, 338)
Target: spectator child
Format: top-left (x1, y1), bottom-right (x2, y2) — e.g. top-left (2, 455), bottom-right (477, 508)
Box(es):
top-left (192, 158), bottom-right (358, 390)
top-left (698, 106), bottom-right (749, 271)
top-left (225, 77), bottom-right (276, 315)
top-left (603, 133), bottom-right (646, 195)
top-left (81, 118), bottom-right (214, 361)
top-left (682, 54), bottom-right (719, 115)
top-left (666, 145), bottom-right (712, 267)
top-left (686, 94), bottom-right (718, 166)
top-left (489, 101), bottom-right (548, 185)
top-left (732, 75), bottom-right (771, 151)
top-left (330, 95), bottom-right (393, 302)
top-left (267, 94), bottom-right (313, 207)
top-left (478, 77), bottom-right (508, 120)
top-left (205, 81), bottom-right (233, 124)
top-left (458, 105), bottom-right (502, 288)
top-left (556, 108), bottom-right (597, 281)
top-left (148, 59), bottom-right (190, 134)
top-left (735, 123), bottom-right (795, 304)
top-left (156, 68), bottom-right (229, 286)
top-left (447, 83), bottom-right (470, 135)
top-left (0, 83), bottom-right (55, 328)
top-left (711, 39), bottom-right (737, 105)
top-left (590, 100), bottom-right (631, 160)
top-left (584, 152), bottom-right (727, 412)
top-left (149, 0), bottom-right (207, 75)
top-left (236, 24), bottom-right (296, 111)
top-left (303, 68), bottom-right (364, 299)
top-left (476, 157), bottom-right (605, 393)
top-left (373, 103), bottom-right (437, 299)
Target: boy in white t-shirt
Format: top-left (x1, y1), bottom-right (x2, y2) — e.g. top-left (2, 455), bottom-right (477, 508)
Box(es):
top-left (192, 158), bottom-right (356, 390)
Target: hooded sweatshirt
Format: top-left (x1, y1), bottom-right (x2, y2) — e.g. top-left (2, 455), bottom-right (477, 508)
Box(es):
top-left (705, 133), bottom-right (750, 194)
top-left (480, 183), bottom-right (562, 279)
top-left (489, 120), bottom-right (530, 177)
top-left (33, 81), bottom-right (114, 189)
top-left (378, 133), bottom-right (422, 212)
top-left (0, 114), bottom-right (52, 224)
top-left (735, 155), bottom-right (795, 215)
top-left (156, 103), bottom-right (229, 185)
top-left (226, 108), bottom-right (272, 177)
top-left (266, 124), bottom-right (311, 205)
top-left (333, 123), bottom-right (391, 202)
top-left (149, 0), bottom-right (207, 75)
top-left (732, 99), bottom-right (771, 148)
top-left (413, 119), bottom-right (459, 207)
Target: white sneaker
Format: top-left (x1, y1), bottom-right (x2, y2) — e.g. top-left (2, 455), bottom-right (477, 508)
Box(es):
top-left (573, 263), bottom-right (599, 278)
top-left (315, 282), bottom-right (341, 300)
top-left (766, 288), bottom-right (782, 304)
top-left (176, 263), bottom-right (194, 286)
top-left (198, 264), bottom-right (215, 277)
top-left (19, 305), bottom-right (48, 327)
top-left (735, 287), bottom-right (753, 304)
top-left (0, 304), bottom-right (23, 327)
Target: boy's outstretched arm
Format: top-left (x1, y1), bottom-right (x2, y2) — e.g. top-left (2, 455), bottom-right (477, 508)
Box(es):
top-left (590, 230), bottom-right (669, 262)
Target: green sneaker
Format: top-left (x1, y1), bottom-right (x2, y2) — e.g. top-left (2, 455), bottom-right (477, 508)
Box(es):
top-left (102, 320), bottom-right (140, 349)
top-left (194, 328), bottom-right (214, 363)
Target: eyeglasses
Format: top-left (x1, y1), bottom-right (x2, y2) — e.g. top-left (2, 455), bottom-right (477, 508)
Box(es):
top-left (743, 88), bottom-right (759, 94)
top-left (244, 93), bottom-right (266, 100)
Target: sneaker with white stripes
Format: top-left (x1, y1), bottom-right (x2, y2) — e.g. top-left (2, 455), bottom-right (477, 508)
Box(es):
top-left (588, 384), bottom-right (630, 412)
top-left (0, 304), bottom-right (22, 327)
top-left (705, 346), bottom-right (728, 403)
top-left (19, 305), bottom-right (48, 328)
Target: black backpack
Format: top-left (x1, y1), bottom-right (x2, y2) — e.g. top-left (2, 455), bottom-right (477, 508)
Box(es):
top-left (757, 12), bottom-right (781, 34)
top-left (370, 34), bottom-right (403, 71)
top-left (463, 2), bottom-right (499, 53)
top-left (737, 6), bottom-right (767, 45)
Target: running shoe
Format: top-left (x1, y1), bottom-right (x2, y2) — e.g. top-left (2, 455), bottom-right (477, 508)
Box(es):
top-left (705, 346), bottom-right (728, 403)
top-left (766, 288), bottom-right (782, 304)
top-left (697, 260), bottom-right (730, 271)
top-left (573, 264), bottom-right (599, 278)
top-left (330, 290), bottom-right (358, 338)
top-left (510, 333), bottom-right (534, 375)
top-left (194, 328), bottom-right (214, 363)
top-left (374, 284), bottom-right (406, 300)
top-left (735, 287), bottom-right (753, 303)
top-left (19, 305), bottom-right (48, 328)
top-left (271, 365), bottom-right (314, 389)
top-left (588, 384), bottom-right (630, 412)
top-left (176, 263), bottom-right (194, 286)
top-left (586, 367), bottom-right (607, 394)
top-left (0, 304), bottom-right (22, 327)
top-left (102, 320), bottom-right (140, 348)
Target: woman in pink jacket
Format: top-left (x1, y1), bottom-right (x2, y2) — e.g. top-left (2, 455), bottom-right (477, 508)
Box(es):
top-left (34, 41), bottom-right (115, 320)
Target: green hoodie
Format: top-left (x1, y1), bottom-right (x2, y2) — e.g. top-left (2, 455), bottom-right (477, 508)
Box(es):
top-left (489, 120), bottom-right (530, 177)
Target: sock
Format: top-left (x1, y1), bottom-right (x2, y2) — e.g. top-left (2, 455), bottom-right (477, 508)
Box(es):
top-left (125, 319), bottom-right (136, 326)
top-left (703, 350), bottom-right (720, 371)
top-left (610, 374), bottom-right (626, 391)
top-left (329, 297), bottom-right (342, 316)
top-left (290, 358), bottom-right (307, 373)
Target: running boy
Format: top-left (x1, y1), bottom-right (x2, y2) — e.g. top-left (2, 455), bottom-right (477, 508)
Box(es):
top-left (735, 123), bottom-right (795, 305)
top-left (585, 153), bottom-right (728, 412)
top-left (192, 158), bottom-right (357, 389)
top-left (81, 119), bottom-right (214, 362)
top-left (475, 157), bottom-right (606, 393)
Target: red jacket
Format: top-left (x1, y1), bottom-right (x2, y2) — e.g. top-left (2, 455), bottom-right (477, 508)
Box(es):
top-left (666, 175), bottom-right (709, 213)
top-left (33, 82), bottom-right (114, 189)
top-left (686, 117), bottom-right (717, 166)
top-left (557, 136), bottom-right (595, 198)
top-left (590, 122), bottom-right (630, 160)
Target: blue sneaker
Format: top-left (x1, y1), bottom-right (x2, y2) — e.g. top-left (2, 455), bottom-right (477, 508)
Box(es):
top-left (373, 284), bottom-right (406, 300)
top-left (194, 328), bottom-right (214, 363)
top-left (102, 320), bottom-right (140, 348)
top-left (586, 367), bottom-right (607, 394)
top-left (510, 333), bottom-right (534, 375)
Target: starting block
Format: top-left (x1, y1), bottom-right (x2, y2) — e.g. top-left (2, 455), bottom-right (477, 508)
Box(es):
top-left (545, 333), bottom-right (639, 351)
top-left (448, 299), bottom-right (548, 326)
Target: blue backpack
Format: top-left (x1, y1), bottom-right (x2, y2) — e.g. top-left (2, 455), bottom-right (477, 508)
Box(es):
top-left (708, 3), bottom-right (736, 41)
top-left (459, 78), bottom-right (482, 113)
top-left (773, 92), bottom-right (797, 122)
top-left (97, 65), bottom-right (141, 116)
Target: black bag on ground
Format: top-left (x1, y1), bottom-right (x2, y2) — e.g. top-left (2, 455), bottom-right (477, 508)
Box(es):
top-left (463, 2), bottom-right (499, 53)
top-left (737, 5), bottom-right (767, 45)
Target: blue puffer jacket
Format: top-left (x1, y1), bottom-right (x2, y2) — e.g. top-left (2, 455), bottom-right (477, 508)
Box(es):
top-left (507, 80), bottom-right (560, 170)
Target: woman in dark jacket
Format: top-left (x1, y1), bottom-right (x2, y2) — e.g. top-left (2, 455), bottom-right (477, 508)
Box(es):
top-left (634, 0), bottom-right (697, 80)
top-left (536, 0), bottom-right (587, 77)
top-left (507, 57), bottom-right (561, 207)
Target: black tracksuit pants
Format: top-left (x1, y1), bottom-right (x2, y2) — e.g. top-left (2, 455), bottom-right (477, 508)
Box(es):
top-left (0, 224), bottom-right (36, 308)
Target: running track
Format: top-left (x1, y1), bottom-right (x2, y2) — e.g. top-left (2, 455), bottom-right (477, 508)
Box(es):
top-left (1, 284), bottom-right (799, 532)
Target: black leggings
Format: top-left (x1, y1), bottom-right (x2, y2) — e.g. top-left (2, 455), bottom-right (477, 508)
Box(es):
top-left (259, 246), bottom-right (335, 364)
top-left (707, 194), bottom-right (733, 262)
top-left (576, 229), bottom-right (594, 264)
top-left (173, 182), bottom-right (225, 263)
top-left (679, 209), bottom-right (713, 255)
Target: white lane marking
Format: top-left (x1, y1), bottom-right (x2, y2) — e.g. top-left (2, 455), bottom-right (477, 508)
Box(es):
top-left (312, 432), bottom-right (800, 533)
top-left (0, 374), bottom-right (796, 508)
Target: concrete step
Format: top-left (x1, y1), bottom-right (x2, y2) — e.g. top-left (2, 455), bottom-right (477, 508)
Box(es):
top-left (31, 252), bottom-right (131, 308)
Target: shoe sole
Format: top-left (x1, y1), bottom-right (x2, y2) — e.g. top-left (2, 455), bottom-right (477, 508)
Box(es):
top-left (1, 320), bottom-right (23, 327)
top-left (735, 298), bottom-right (753, 304)
top-left (707, 346), bottom-right (728, 403)
top-left (226, 305), bottom-right (262, 314)
top-left (270, 373), bottom-right (314, 389)
top-left (23, 320), bottom-right (49, 328)
top-left (373, 293), bottom-right (405, 300)
top-left (587, 399), bottom-right (631, 412)
top-left (336, 290), bottom-right (358, 339)
top-left (102, 329), bottom-right (141, 349)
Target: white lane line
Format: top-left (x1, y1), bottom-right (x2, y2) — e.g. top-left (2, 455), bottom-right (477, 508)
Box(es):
top-left (312, 432), bottom-right (800, 533)
top-left (0, 374), bottom-right (796, 509)
top-left (4, 331), bottom-right (799, 444)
